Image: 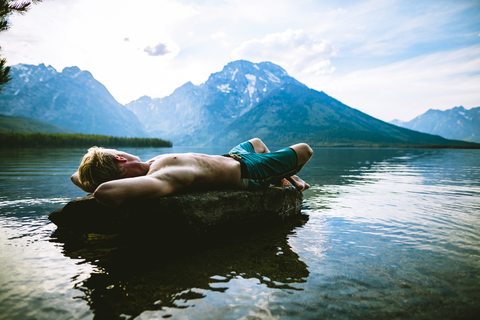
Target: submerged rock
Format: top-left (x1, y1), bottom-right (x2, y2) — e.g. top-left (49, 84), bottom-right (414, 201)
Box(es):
top-left (49, 186), bottom-right (303, 235)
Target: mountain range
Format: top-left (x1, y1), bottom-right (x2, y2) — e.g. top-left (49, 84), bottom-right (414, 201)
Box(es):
top-left (390, 106), bottom-right (480, 143)
top-left (125, 60), bottom-right (304, 145)
top-left (0, 60), bottom-right (478, 148)
top-left (0, 64), bottom-right (147, 137)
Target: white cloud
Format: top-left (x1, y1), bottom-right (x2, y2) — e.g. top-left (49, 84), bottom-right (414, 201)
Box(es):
top-left (0, 0), bottom-right (478, 117)
top-left (143, 41), bottom-right (179, 57)
top-left (232, 29), bottom-right (336, 76)
top-left (0, 0), bottom-right (198, 103)
top-left (144, 43), bottom-right (170, 56)
top-left (211, 31), bottom-right (227, 39)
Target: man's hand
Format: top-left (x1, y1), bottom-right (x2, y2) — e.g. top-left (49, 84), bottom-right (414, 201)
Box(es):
top-left (71, 171), bottom-right (96, 193)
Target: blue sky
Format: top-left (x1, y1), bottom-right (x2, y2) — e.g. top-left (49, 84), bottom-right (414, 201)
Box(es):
top-left (1, 0), bottom-right (479, 121)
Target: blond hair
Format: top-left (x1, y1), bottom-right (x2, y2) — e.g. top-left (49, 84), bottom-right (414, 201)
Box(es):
top-left (78, 147), bottom-right (125, 189)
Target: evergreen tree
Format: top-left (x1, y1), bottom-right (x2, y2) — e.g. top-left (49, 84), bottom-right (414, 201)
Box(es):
top-left (0, 0), bottom-right (42, 92)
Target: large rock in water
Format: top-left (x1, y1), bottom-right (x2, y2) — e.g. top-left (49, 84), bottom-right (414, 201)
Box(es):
top-left (49, 186), bottom-right (303, 235)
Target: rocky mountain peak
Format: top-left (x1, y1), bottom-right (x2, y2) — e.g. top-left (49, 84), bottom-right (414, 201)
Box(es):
top-left (171, 81), bottom-right (196, 96)
top-left (62, 66), bottom-right (81, 74)
top-left (8, 63), bottom-right (57, 88)
top-left (61, 66), bottom-right (94, 82)
top-left (205, 60), bottom-right (293, 95)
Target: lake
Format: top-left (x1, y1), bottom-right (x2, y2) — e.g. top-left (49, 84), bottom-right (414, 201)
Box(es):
top-left (0, 146), bottom-right (479, 319)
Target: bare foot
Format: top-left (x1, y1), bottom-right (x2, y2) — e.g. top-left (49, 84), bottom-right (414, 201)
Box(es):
top-left (274, 178), bottom-right (291, 187)
top-left (287, 175), bottom-right (310, 192)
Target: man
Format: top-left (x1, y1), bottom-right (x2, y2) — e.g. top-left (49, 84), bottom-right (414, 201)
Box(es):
top-left (71, 138), bottom-right (313, 207)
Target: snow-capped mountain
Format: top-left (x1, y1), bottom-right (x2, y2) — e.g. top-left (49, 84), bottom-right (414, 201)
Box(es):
top-left (125, 59), bottom-right (475, 147)
top-left (390, 106), bottom-right (480, 143)
top-left (125, 60), bottom-right (303, 145)
top-left (1, 61), bottom-right (477, 148)
top-left (0, 64), bottom-right (148, 137)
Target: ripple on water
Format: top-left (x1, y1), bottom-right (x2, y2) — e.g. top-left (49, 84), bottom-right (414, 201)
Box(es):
top-left (1, 147), bottom-right (480, 319)
top-left (289, 151), bottom-right (480, 319)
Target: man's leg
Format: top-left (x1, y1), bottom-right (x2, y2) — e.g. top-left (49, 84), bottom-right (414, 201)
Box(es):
top-left (248, 138), bottom-right (313, 191)
top-left (248, 138), bottom-right (270, 153)
top-left (287, 143), bottom-right (313, 191)
top-left (289, 143), bottom-right (314, 172)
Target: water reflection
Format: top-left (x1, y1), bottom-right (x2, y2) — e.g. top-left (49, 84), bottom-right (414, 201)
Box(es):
top-left (50, 216), bottom-right (309, 319)
top-left (301, 149), bottom-right (480, 259)
top-left (2, 147), bottom-right (480, 320)
top-left (289, 148), bottom-right (480, 319)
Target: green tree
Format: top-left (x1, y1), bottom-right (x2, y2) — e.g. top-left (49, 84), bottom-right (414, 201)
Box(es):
top-left (0, 0), bottom-right (42, 92)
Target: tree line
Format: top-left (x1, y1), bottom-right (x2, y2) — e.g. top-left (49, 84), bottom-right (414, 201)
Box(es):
top-left (0, 132), bottom-right (172, 148)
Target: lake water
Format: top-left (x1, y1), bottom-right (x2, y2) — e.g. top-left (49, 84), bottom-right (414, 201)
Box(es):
top-left (0, 146), bottom-right (479, 319)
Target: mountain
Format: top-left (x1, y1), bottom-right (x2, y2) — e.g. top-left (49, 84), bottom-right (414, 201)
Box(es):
top-left (390, 106), bottom-right (480, 143)
top-left (125, 60), bottom-right (302, 145)
top-left (208, 82), bottom-right (476, 147)
top-left (0, 64), bottom-right (148, 137)
top-left (127, 60), bottom-right (476, 148)
top-left (0, 114), bottom-right (74, 134)
top-left (1, 61), bottom-right (477, 148)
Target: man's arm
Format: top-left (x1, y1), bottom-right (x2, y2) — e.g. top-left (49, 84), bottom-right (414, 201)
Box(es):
top-left (71, 171), bottom-right (96, 193)
top-left (93, 170), bottom-right (192, 207)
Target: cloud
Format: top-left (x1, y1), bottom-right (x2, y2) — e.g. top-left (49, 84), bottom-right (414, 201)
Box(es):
top-left (2, 0), bottom-right (478, 112)
top-left (232, 29), bottom-right (336, 75)
top-left (211, 31), bottom-right (226, 39)
top-left (309, 45), bottom-right (480, 121)
top-left (144, 42), bottom-right (171, 56)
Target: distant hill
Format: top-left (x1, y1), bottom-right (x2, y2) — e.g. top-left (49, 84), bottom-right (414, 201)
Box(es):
top-left (390, 106), bottom-right (480, 143)
top-left (0, 64), bottom-right (149, 138)
top-left (0, 114), bottom-right (74, 134)
top-left (208, 82), bottom-right (477, 148)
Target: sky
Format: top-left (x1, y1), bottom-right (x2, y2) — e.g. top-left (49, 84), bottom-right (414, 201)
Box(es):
top-left (1, 0), bottom-right (479, 121)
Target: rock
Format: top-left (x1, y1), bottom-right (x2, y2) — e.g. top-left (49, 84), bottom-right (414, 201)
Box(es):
top-left (49, 186), bottom-right (303, 235)
top-left (49, 207), bottom-right (310, 318)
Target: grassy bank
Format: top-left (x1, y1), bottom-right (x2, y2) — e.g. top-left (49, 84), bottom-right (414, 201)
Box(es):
top-left (0, 132), bottom-right (172, 148)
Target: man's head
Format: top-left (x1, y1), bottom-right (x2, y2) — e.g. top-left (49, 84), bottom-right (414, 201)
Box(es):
top-left (77, 147), bottom-right (126, 190)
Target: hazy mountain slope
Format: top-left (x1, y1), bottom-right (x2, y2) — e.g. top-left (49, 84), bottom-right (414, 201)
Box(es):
top-left (0, 114), bottom-right (74, 134)
top-left (209, 82), bottom-right (476, 147)
top-left (0, 64), bottom-right (149, 137)
top-left (125, 60), bottom-right (301, 145)
top-left (390, 106), bottom-right (480, 143)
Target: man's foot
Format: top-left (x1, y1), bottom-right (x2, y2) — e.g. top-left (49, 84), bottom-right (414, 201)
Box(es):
top-left (275, 178), bottom-right (291, 187)
top-left (287, 175), bottom-right (310, 192)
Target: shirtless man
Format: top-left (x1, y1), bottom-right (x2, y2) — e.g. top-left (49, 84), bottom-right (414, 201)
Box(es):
top-left (71, 138), bottom-right (313, 207)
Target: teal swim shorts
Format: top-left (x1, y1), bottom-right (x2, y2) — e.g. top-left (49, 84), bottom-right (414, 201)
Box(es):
top-left (225, 141), bottom-right (299, 188)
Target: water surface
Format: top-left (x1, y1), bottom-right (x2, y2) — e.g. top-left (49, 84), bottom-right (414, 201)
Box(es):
top-left (0, 147), bottom-right (479, 319)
